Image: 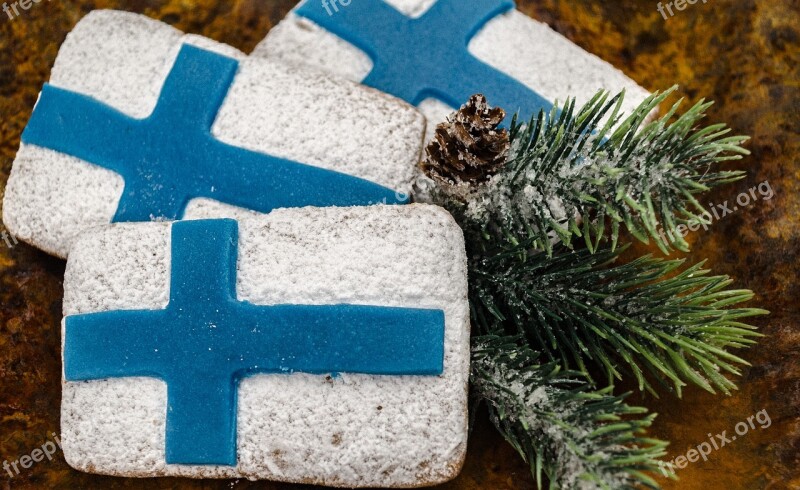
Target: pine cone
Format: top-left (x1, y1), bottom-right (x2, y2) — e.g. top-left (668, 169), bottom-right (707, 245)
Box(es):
top-left (421, 94), bottom-right (510, 187)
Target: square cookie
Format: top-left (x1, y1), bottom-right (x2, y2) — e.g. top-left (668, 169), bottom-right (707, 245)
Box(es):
top-left (3, 10), bottom-right (426, 258)
top-left (61, 204), bottom-right (470, 487)
top-left (253, 0), bottom-right (654, 133)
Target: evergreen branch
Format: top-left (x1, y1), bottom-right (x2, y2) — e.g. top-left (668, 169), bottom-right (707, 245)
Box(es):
top-left (472, 335), bottom-right (668, 490)
top-left (470, 243), bottom-right (766, 396)
top-left (419, 88), bottom-right (764, 487)
top-left (440, 87), bottom-right (750, 255)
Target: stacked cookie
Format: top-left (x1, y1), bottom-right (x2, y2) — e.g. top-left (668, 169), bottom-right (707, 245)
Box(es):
top-left (2, 2), bottom-right (651, 487)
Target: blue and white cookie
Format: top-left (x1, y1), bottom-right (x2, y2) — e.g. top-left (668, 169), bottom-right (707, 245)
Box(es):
top-left (3, 10), bottom-right (426, 258)
top-left (253, 0), bottom-right (654, 134)
top-left (60, 204), bottom-right (469, 486)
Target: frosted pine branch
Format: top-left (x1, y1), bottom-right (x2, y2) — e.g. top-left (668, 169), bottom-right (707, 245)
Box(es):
top-left (435, 87), bottom-right (750, 255)
top-left (472, 336), bottom-right (667, 490)
top-left (470, 244), bottom-right (767, 396)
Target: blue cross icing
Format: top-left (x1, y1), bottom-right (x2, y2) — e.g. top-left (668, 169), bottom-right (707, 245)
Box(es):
top-left (63, 219), bottom-right (446, 466)
top-left (22, 45), bottom-right (406, 222)
top-left (296, 0), bottom-right (553, 122)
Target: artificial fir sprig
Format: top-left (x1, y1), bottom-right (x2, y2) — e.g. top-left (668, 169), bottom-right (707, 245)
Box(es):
top-left (420, 89), bottom-right (764, 488)
top-left (472, 336), bottom-right (668, 490)
top-left (470, 243), bottom-right (767, 396)
top-left (433, 88), bottom-right (750, 255)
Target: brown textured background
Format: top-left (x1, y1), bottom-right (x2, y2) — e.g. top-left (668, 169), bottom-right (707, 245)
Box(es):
top-left (0, 0), bottom-right (797, 488)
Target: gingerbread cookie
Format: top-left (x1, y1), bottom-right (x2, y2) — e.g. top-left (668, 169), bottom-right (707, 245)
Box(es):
top-left (3, 10), bottom-right (425, 258)
top-left (253, 0), bottom-right (653, 133)
top-left (61, 204), bottom-right (469, 487)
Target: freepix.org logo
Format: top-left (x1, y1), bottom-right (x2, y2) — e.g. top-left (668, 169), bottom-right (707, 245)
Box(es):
top-left (655, 180), bottom-right (774, 244)
top-left (657, 0), bottom-right (710, 20)
top-left (2, 0), bottom-right (53, 21)
top-left (3, 433), bottom-right (62, 478)
top-left (321, 0), bottom-right (352, 16)
top-left (659, 409), bottom-right (772, 476)
top-left (1, 226), bottom-right (18, 249)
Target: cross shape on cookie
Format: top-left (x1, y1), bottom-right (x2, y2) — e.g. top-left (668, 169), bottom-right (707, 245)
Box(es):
top-left (295, 0), bottom-right (553, 121)
top-left (21, 44), bottom-right (405, 222)
top-left (63, 219), bottom-right (445, 466)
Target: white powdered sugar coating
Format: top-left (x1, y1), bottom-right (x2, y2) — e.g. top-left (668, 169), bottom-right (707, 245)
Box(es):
top-left (2, 10), bottom-right (426, 258)
top-left (252, 0), bottom-right (654, 138)
top-left (61, 205), bottom-right (470, 487)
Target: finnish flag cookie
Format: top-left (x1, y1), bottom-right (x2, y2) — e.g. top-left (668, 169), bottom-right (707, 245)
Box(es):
top-left (253, 0), bottom-right (654, 130)
top-left (60, 204), bottom-right (469, 486)
top-left (2, 10), bottom-right (426, 258)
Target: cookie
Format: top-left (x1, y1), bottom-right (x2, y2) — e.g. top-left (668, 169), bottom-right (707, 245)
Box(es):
top-left (2, 10), bottom-right (426, 258)
top-left (252, 0), bottom-right (654, 132)
top-left (61, 204), bottom-right (470, 487)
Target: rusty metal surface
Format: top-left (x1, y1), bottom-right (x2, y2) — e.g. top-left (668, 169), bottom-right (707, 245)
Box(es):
top-left (0, 1), bottom-right (797, 488)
